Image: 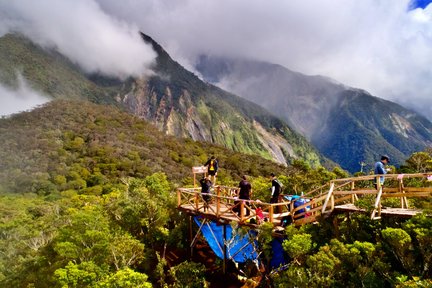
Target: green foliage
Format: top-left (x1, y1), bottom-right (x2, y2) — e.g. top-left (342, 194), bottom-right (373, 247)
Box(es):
top-left (55, 261), bottom-right (107, 288)
top-left (54, 262), bottom-right (152, 288)
top-left (106, 177), bottom-right (173, 246)
top-left (168, 261), bottom-right (207, 288)
top-left (257, 222), bottom-right (275, 265)
top-left (282, 233), bottom-right (313, 262)
top-left (0, 100), bottom-right (292, 196)
top-left (404, 152), bottom-right (432, 173)
top-left (0, 47), bottom-right (431, 287)
top-left (97, 268), bottom-right (152, 288)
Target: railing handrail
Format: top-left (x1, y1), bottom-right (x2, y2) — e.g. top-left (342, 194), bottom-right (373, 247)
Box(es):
top-left (330, 172), bottom-right (432, 183)
top-left (177, 173), bottom-right (432, 226)
top-left (177, 189), bottom-right (291, 207)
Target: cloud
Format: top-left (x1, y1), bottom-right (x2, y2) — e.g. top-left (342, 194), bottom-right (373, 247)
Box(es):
top-left (0, 0), bottom-right (156, 79)
top-left (0, 1), bottom-right (430, 118)
top-left (96, 0), bottom-right (432, 119)
top-left (0, 76), bottom-right (50, 116)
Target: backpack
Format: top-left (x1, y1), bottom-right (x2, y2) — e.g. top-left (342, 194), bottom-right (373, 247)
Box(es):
top-left (274, 179), bottom-right (284, 193)
top-left (209, 160), bottom-right (215, 171)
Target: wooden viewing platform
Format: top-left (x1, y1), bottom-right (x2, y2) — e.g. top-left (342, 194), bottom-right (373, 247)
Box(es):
top-left (177, 173), bottom-right (432, 228)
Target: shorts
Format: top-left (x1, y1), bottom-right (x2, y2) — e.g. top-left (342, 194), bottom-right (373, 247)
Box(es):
top-left (208, 171), bottom-right (217, 176)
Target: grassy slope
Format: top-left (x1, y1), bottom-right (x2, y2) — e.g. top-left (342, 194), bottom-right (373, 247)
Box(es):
top-left (0, 99), bottom-right (290, 194)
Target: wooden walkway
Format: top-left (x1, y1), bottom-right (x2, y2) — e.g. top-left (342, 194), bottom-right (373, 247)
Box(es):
top-left (177, 173), bottom-right (432, 227)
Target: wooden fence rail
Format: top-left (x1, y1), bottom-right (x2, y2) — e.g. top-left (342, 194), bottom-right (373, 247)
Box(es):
top-left (177, 173), bottom-right (432, 226)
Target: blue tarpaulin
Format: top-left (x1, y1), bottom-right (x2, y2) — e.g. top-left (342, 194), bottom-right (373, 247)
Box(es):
top-left (194, 216), bottom-right (258, 263)
top-left (270, 238), bottom-right (289, 269)
top-left (193, 216), bottom-right (289, 269)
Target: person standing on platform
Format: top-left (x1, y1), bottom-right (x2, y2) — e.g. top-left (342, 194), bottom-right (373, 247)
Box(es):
top-left (238, 175), bottom-right (252, 216)
top-left (270, 173), bottom-right (282, 204)
top-left (374, 155), bottom-right (390, 189)
top-left (200, 176), bottom-right (212, 212)
top-left (204, 155), bottom-right (218, 184)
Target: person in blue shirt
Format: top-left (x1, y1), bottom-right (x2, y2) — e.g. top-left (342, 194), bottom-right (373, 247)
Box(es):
top-left (374, 155), bottom-right (390, 189)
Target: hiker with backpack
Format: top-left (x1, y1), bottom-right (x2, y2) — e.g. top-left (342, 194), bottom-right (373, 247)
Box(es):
top-left (204, 155), bottom-right (218, 184)
top-left (270, 173), bottom-right (282, 204)
top-left (236, 175), bottom-right (252, 217)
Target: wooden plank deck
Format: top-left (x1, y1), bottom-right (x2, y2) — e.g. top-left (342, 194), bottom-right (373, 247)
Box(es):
top-left (334, 204), bottom-right (422, 217)
top-left (179, 203), bottom-right (294, 227)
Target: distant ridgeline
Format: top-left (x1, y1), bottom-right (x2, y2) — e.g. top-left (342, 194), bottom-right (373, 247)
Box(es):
top-left (196, 56), bottom-right (432, 173)
top-left (0, 33), bottom-right (331, 169)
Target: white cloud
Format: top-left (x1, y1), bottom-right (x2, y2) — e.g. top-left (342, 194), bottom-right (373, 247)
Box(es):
top-left (96, 0), bottom-right (432, 118)
top-left (0, 0), bottom-right (156, 79)
top-left (0, 77), bottom-right (50, 116)
top-left (1, 0), bottom-right (430, 118)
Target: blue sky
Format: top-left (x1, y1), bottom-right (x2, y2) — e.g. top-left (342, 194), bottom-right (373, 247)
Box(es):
top-left (411, 0), bottom-right (432, 9)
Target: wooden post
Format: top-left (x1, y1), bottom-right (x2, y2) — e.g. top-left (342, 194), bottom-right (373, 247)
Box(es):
top-left (376, 176), bottom-right (381, 191)
top-left (177, 189), bottom-right (181, 207)
top-left (371, 186), bottom-right (383, 219)
top-left (399, 179), bottom-right (404, 209)
top-left (322, 182), bottom-right (335, 213)
top-left (333, 216), bottom-right (339, 239)
top-left (216, 186), bottom-right (221, 217)
top-left (269, 205), bottom-right (274, 223)
top-left (240, 201), bottom-right (245, 221)
top-left (351, 181), bottom-right (356, 203)
top-left (331, 194), bottom-right (335, 211)
top-left (189, 216), bottom-right (193, 259)
top-left (195, 192), bottom-right (199, 211)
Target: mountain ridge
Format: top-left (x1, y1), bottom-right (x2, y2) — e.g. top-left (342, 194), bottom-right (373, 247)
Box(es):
top-left (0, 33), bottom-right (330, 168)
top-left (195, 56), bottom-right (432, 172)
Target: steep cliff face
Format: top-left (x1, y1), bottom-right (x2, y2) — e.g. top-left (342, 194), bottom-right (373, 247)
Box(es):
top-left (196, 56), bottom-right (432, 172)
top-left (0, 33), bottom-right (327, 167)
top-left (109, 33), bottom-right (325, 166)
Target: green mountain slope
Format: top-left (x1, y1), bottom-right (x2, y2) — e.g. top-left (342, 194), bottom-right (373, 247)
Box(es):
top-left (0, 33), bottom-right (328, 168)
top-left (0, 99), bottom-right (291, 194)
top-left (316, 90), bottom-right (431, 171)
top-left (195, 56), bottom-right (432, 172)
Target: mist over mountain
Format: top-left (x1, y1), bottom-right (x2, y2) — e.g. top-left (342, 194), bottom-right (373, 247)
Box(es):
top-left (0, 33), bottom-right (328, 168)
top-left (196, 56), bottom-right (432, 172)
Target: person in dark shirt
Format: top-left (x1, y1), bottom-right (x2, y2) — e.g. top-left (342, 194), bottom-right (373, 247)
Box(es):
top-left (199, 176), bottom-right (212, 211)
top-left (270, 173), bottom-right (282, 204)
top-left (204, 156), bottom-right (218, 184)
top-left (238, 175), bottom-right (252, 216)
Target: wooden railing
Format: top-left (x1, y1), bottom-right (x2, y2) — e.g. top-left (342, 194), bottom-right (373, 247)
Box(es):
top-left (177, 186), bottom-right (291, 225)
top-left (290, 173), bottom-right (432, 223)
top-left (177, 173), bottom-right (432, 226)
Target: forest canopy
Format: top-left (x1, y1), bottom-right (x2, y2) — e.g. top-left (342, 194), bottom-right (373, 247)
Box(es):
top-left (0, 100), bottom-right (431, 287)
